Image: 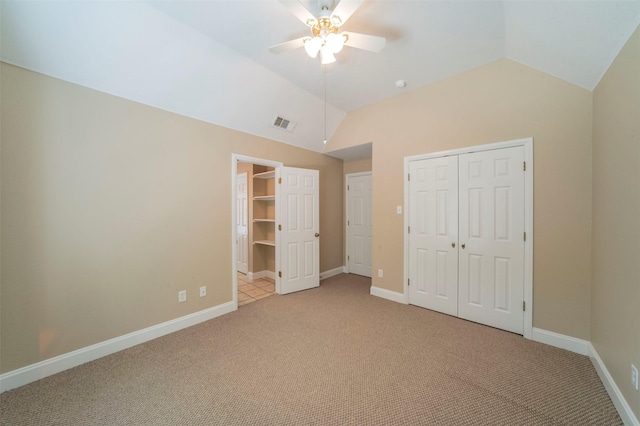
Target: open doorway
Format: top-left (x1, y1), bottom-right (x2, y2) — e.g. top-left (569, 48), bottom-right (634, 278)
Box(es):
top-left (233, 157), bottom-right (282, 307)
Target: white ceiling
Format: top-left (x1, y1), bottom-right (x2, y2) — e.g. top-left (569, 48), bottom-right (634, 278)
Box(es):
top-left (2, 1), bottom-right (640, 156)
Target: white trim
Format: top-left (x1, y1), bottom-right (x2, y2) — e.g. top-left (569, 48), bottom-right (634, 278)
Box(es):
top-left (320, 266), bottom-right (346, 280)
top-left (370, 286), bottom-right (408, 304)
top-left (403, 137), bottom-right (534, 337)
top-left (523, 140), bottom-right (534, 339)
top-left (345, 172), bottom-right (373, 277)
top-left (231, 154), bottom-right (284, 308)
top-left (589, 343), bottom-right (639, 426)
top-left (0, 301), bottom-right (235, 393)
top-left (531, 327), bottom-right (589, 355)
top-left (403, 150), bottom-right (412, 305)
top-left (404, 138), bottom-right (532, 162)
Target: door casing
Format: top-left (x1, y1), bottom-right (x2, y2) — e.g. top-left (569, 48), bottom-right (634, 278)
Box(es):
top-left (403, 138), bottom-right (534, 339)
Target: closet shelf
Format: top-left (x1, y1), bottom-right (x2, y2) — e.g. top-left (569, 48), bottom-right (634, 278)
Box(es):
top-left (253, 170), bottom-right (275, 179)
top-left (253, 195), bottom-right (275, 201)
top-left (254, 219), bottom-right (275, 223)
top-left (254, 240), bottom-right (275, 247)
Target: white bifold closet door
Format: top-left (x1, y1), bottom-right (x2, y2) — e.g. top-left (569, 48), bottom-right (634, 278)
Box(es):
top-left (458, 147), bottom-right (524, 334)
top-left (408, 146), bottom-right (525, 334)
top-left (408, 156), bottom-right (459, 316)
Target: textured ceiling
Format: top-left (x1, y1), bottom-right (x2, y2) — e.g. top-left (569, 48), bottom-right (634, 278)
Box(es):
top-left (2, 1), bottom-right (640, 156)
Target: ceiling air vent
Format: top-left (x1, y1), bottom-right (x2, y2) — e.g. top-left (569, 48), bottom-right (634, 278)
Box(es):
top-left (271, 116), bottom-right (296, 132)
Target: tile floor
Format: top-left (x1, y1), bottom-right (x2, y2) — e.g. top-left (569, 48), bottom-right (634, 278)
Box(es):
top-left (237, 272), bottom-right (276, 306)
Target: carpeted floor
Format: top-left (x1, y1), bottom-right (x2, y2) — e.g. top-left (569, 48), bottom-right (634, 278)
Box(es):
top-left (0, 274), bottom-right (621, 425)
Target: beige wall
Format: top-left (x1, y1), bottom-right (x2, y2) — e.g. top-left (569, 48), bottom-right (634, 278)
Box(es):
top-left (0, 63), bottom-right (344, 373)
top-left (344, 157), bottom-right (372, 175)
top-left (592, 26), bottom-right (640, 418)
top-left (329, 59), bottom-right (594, 339)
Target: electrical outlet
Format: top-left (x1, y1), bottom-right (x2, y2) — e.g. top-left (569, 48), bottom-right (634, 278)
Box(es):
top-left (199, 286), bottom-right (206, 297)
top-left (178, 290), bottom-right (186, 303)
top-left (377, 269), bottom-right (384, 278)
top-left (632, 364), bottom-right (638, 391)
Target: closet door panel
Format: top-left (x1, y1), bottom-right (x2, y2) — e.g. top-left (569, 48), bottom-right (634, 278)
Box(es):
top-left (458, 147), bottom-right (525, 334)
top-left (408, 156), bottom-right (458, 316)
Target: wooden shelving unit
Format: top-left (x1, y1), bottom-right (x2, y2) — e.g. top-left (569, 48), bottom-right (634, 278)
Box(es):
top-left (253, 170), bottom-right (275, 180)
top-left (252, 166), bottom-right (276, 269)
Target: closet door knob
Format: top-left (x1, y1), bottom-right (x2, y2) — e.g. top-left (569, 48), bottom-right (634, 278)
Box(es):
top-left (315, 233), bottom-right (320, 237)
top-left (461, 243), bottom-right (466, 249)
top-left (451, 242), bottom-right (456, 248)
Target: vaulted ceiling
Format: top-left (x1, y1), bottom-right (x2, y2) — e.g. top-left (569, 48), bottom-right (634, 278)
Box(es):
top-left (2, 1), bottom-right (640, 156)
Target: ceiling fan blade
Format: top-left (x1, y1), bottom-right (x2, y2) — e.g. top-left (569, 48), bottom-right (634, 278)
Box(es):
top-left (330, 0), bottom-right (365, 27)
top-left (343, 32), bottom-right (386, 52)
top-left (268, 37), bottom-right (309, 54)
top-left (279, 0), bottom-right (317, 27)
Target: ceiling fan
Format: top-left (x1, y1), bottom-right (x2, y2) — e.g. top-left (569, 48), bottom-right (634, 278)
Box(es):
top-left (269, 0), bottom-right (386, 64)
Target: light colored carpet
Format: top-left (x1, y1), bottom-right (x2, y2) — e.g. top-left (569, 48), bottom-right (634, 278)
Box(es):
top-left (0, 274), bottom-right (621, 425)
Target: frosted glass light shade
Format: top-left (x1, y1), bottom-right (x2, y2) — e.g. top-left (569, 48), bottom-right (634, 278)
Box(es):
top-left (304, 37), bottom-right (322, 58)
top-left (321, 46), bottom-right (336, 64)
top-left (325, 33), bottom-right (345, 54)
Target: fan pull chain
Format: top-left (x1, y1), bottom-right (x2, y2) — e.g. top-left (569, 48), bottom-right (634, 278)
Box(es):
top-left (323, 66), bottom-right (327, 145)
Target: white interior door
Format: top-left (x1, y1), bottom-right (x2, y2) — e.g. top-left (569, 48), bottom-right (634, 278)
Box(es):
top-left (458, 147), bottom-right (525, 334)
top-left (236, 172), bottom-right (248, 274)
top-left (408, 156), bottom-right (459, 316)
top-left (277, 167), bottom-right (320, 294)
top-left (347, 173), bottom-right (372, 277)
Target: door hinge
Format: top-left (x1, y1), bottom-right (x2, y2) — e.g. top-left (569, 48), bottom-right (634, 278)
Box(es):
top-left (408, 226), bottom-right (411, 234)
top-left (348, 220), bottom-right (350, 226)
top-left (278, 224), bottom-right (282, 231)
top-left (278, 271), bottom-right (282, 278)
top-left (522, 301), bottom-right (526, 311)
top-left (524, 231), bottom-right (526, 241)
top-left (347, 255), bottom-right (350, 260)
top-left (408, 173), bottom-right (411, 181)
top-left (278, 177), bottom-right (282, 184)
top-left (347, 185), bottom-right (350, 190)
top-left (408, 278), bottom-right (410, 286)
top-left (523, 161), bottom-right (526, 171)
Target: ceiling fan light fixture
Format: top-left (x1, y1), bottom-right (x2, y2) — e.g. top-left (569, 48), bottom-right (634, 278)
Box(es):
top-left (304, 37), bottom-right (322, 58)
top-left (325, 32), bottom-right (345, 54)
top-left (320, 46), bottom-right (336, 64)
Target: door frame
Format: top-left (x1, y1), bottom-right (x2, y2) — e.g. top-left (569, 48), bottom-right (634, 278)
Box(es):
top-left (345, 171), bottom-right (372, 276)
top-left (403, 137), bottom-right (534, 339)
top-left (231, 154), bottom-right (283, 310)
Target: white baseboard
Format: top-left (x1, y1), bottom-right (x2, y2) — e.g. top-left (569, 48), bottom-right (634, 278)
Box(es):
top-left (531, 327), bottom-right (590, 355)
top-left (589, 343), bottom-right (639, 426)
top-left (530, 331), bottom-right (638, 425)
top-left (370, 286), bottom-right (407, 304)
top-left (0, 301), bottom-right (236, 393)
top-left (248, 270), bottom-right (276, 281)
top-left (320, 266), bottom-right (346, 280)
